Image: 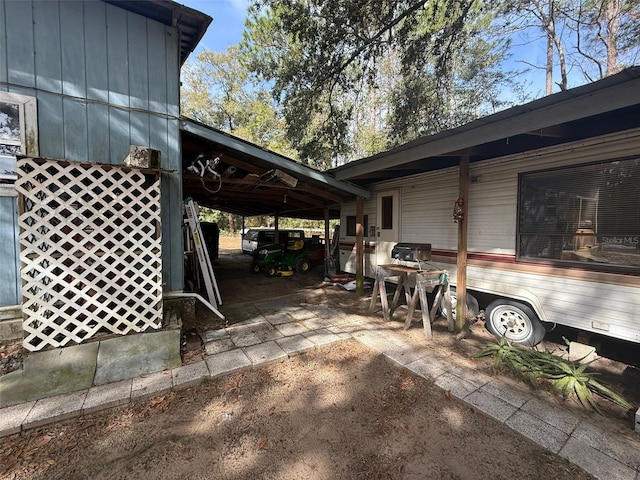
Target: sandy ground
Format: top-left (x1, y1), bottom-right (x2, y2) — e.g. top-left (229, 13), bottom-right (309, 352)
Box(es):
top-left (1, 236), bottom-right (637, 479)
top-left (1, 340), bottom-right (592, 480)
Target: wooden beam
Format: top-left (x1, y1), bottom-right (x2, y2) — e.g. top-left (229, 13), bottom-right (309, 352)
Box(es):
top-left (455, 156), bottom-right (469, 333)
top-left (356, 196), bottom-right (365, 295)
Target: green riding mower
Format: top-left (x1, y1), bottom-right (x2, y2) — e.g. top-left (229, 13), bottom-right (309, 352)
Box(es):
top-left (250, 239), bottom-right (312, 277)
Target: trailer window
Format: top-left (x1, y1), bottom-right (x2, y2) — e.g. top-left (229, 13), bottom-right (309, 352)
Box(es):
top-left (517, 158), bottom-right (640, 271)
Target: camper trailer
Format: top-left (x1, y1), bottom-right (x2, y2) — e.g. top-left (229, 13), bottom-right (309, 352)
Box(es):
top-left (333, 68), bottom-right (640, 347)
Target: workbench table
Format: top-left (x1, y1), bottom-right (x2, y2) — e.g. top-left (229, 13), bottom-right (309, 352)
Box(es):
top-left (368, 264), bottom-right (450, 340)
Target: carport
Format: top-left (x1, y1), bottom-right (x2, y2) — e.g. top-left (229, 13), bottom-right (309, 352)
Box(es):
top-left (178, 118), bottom-right (370, 281)
top-left (180, 118), bottom-right (369, 221)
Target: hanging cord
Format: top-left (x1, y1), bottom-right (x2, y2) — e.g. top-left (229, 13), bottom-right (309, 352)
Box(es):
top-left (187, 155), bottom-right (222, 194)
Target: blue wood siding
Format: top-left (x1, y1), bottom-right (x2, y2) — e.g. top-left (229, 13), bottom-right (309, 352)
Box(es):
top-left (0, 0), bottom-right (185, 292)
top-left (0, 196), bottom-right (20, 305)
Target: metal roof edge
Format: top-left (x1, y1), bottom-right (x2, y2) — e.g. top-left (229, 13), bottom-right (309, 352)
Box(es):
top-left (180, 118), bottom-right (371, 199)
top-left (332, 66), bottom-right (640, 181)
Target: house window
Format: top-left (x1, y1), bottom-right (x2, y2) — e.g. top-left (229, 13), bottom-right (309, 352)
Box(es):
top-left (346, 215), bottom-right (368, 236)
top-left (0, 92), bottom-right (37, 307)
top-left (381, 195), bottom-right (393, 229)
top-left (517, 158), bottom-right (640, 271)
top-left (0, 92), bottom-right (38, 183)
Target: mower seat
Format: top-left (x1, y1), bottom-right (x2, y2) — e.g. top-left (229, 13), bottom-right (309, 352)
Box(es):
top-left (288, 239), bottom-right (305, 251)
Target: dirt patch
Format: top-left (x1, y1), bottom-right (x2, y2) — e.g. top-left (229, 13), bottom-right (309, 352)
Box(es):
top-left (0, 341), bottom-right (591, 480)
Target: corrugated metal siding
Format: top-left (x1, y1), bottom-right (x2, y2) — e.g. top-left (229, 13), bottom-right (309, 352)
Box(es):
top-left (0, 0), bottom-right (184, 291)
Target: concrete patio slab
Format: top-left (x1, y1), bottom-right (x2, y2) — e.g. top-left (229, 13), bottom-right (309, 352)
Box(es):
top-left (0, 342), bottom-right (98, 407)
top-left (94, 330), bottom-right (181, 385)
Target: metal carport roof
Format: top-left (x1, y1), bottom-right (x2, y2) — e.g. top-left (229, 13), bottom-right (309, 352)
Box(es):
top-left (180, 118), bottom-right (370, 220)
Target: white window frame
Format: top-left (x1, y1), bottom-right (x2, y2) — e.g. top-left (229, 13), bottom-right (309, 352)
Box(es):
top-left (0, 91), bottom-right (38, 185)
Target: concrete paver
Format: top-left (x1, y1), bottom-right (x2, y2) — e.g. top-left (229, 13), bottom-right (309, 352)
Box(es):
top-left (505, 410), bottom-right (570, 453)
top-left (571, 420), bottom-right (640, 470)
top-left (171, 361), bottom-right (210, 389)
top-left (0, 401), bottom-right (35, 435)
top-left (131, 370), bottom-right (173, 401)
top-left (275, 334), bottom-right (316, 357)
top-left (83, 380), bottom-right (132, 414)
top-left (274, 321), bottom-right (308, 337)
top-left (302, 328), bottom-right (343, 347)
top-left (204, 338), bottom-right (236, 355)
top-left (205, 349), bottom-right (252, 378)
top-left (434, 372), bottom-right (479, 400)
top-left (405, 357), bottom-right (448, 380)
top-left (243, 341), bottom-right (287, 366)
top-left (479, 380), bottom-right (531, 408)
top-left (465, 389), bottom-right (519, 423)
top-left (23, 390), bottom-right (87, 430)
top-left (521, 397), bottom-right (581, 435)
top-left (560, 437), bottom-right (637, 480)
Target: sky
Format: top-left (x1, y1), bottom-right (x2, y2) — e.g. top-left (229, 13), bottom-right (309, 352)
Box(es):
top-left (180, 0), bottom-right (250, 53)
top-left (176, 1), bottom-right (577, 101)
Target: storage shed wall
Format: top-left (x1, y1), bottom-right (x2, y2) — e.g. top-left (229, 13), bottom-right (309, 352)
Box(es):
top-left (0, 0), bottom-right (184, 292)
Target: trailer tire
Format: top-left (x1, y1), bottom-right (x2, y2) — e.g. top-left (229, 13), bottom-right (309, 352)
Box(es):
top-left (264, 264), bottom-right (278, 278)
top-left (439, 287), bottom-right (479, 322)
top-left (295, 258), bottom-right (311, 273)
top-left (250, 263), bottom-right (261, 274)
top-left (485, 299), bottom-right (546, 346)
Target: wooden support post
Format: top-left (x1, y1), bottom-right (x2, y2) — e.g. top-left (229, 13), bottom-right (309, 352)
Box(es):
top-left (456, 156), bottom-right (469, 333)
top-left (274, 213), bottom-right (279, 244)
top-left (356, 196), bottom-right (365, 295)
top-left (324, 208), bottom-right (330, 278)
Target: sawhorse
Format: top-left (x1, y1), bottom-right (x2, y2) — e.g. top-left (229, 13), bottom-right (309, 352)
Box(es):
top-left (369, 264), bottom-right (449, 340)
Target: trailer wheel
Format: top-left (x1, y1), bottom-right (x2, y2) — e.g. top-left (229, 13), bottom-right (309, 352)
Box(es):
top-left (485, 299), bottom-right (546, 346)
top-left (439, 287), bottom-right (479, 322)
top-left (264, 264), bottom-right (278, 278)
top-left (250, 263), bottom-right (261, 274)
top-left (295, 258), bottom-right (311, 273)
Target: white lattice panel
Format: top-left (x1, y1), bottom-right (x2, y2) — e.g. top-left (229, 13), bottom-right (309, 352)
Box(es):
top-left (15, 158), bottom-right (162, 351)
